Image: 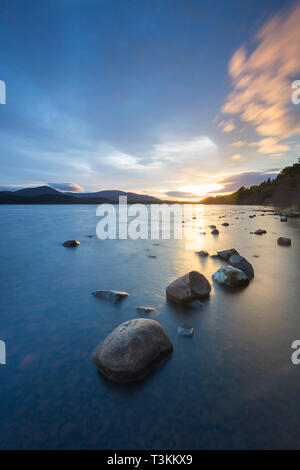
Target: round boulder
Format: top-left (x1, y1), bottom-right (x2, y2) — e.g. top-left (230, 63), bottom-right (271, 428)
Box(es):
top-left (92, 318), bottom-right (173, 382)
top-left (166, 271), bottom-right (211, 303)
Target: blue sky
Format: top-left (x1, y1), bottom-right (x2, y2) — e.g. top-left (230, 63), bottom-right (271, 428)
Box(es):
top-left (0, 0), bottom-right (299, 198)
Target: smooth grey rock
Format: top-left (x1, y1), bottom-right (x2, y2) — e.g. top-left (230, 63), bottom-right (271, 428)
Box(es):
top-left (92, 318), bottom-right (173, 382)
top-left (277, 237), bottom-right (291, 246)
top-left (254, 229), bottom-right (267, 235)
top-left (212, 266), bottom-right (249, 287)
top-left (136, 306), bottom-right (156, 314)
top-left (63, 240), bottom-right (80, 247)
top-left (92, 290), bottom-right (130, 302)
top-left (229, 254), bottom-right (254, 280)
top-left (218, 248), bottom-right (239, 261)
top-left (178, 326), bottom-right (194, 337)
top-left (166, 271), bottom-right (211, 303)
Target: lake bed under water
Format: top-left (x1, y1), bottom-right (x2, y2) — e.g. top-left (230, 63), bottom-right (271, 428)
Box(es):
top-left (0, 204), bottom-right (300, 449)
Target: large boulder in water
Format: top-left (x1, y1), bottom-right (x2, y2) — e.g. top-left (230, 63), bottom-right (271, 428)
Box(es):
top-left (218, 248), bottom-right (239, 261)
top-left (92, 318), bottom-right (173, 382)
top-left (213, 266), bottom-right (249, 287)
top-left (166, 271), bottom-right (211, 303)
top-left (229, 254), bottom-right (254, 280)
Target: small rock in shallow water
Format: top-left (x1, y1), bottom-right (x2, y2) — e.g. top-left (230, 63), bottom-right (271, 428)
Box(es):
top-left (209, 225), bottom-right (216, 229)
top-left (218, 248), bottom-right (239, 260)
top-left (213, 266), bottom-right (249, 287)
top-left (222, 222), bottom-right (229, 226)
top-left (178, 326), bottom-right (194, 337)
top-left (166, 271), bottom-right (211, 303)
top-left (254, 229), bottom-right (267, 235)
top-left (92, 318), bottom-right (173, 382)
top-left (211, 228), bottom-right (219, 235)
top-left (277, 237), bottom-right (291, 246)
top-left (280, 215), bottom-right (287, 222)
top-left (136, 306), bottom-right (156, 314)
top-left (148, 255), bottom-right (157, 258)
top-left (92, 290), bottom-right (130, 302)
top-left (195, 250), bottom-right (209, 257)
top-left (229, 254), bottom-right (254, 280)
top-left (63, 240), bottom-right (80, 247)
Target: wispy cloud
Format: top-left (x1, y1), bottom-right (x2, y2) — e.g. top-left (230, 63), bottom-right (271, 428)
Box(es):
top-left (249, 137), bottom-right (290, 156)
top-left (222, 4), bottom-right (300, 143)
top-left (218, 119), bottom-right (236, 133)
top-left (49, 182), bottom-right (84, 192)
top-left (219, 170), bottom-right (279, 192)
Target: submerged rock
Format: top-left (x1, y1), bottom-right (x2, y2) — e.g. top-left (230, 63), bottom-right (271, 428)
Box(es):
top-left (166, 271), bottom-right (211, 303)
top-left (212, 266), bottom-right (249, 287)
top-left (177, 326), bottom-right (194, 337)
top-left (229, 254), bottom-right (254, 280)
top-left (280, 215), bottom-right (287, 222)
top-left (92, 318), bottom-right (173, 382)
top-left (218, 248), bottom-right (239, 261)
top-left (63, 240), bottom-right (80, 247)
top-left (209, 225), bottom-right (216, 229)
top-left (222, 222), bottom-right (229, 226)
top-left (211, 228), bottom-right (219, 235)
top-left (92, 290), bottom-right (130, 302)
top-left (254, 229), bottom-right (267, 235)
top-left (136, 306), bottom-right (156, 314)
top-left (195, 250), bottom-right (209, 257)
top-left (277, 237), bottom-right (291, 246)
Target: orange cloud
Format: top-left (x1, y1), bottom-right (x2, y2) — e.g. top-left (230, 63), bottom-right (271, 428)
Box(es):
top-left (222, 4), bottom-right (300, 141)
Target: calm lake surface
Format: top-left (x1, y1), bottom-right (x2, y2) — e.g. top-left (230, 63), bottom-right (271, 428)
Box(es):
top-left (0, 204), bottom-right (300, 449)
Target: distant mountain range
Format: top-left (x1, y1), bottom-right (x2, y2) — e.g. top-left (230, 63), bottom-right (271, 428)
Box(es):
top-left (0, 186), bottom-right (162, 204)
top-left (201, 162), bottom-right (300, 207)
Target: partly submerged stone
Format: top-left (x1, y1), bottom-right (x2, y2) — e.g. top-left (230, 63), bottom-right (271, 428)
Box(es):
top-left (211, 228), bottom-right (219, 235)
top-left (254, 229), bottom-right (267, 235)
top-left (63, 240), bottom-right (80, 247)
top-left (218, 248), bottom-right (239, 261)
top-left (136, 306), bottom-right (156, 314)
top-left (277, 237), bottom-right (291, 246)
top-left (229, 254), bottom-right (254, 280)
top-left (280, 215), bottom-right (287, 222)
top-left (92, 290), bottom-right (130, 302)
top-left (166, 271), bottom-right (211, 303)
top-left (222, 222), bottom-right (229, 226)
top-left (92, 318), bottom-right (173, 382)
top-left (195, 250), bottom-right (209, 257)
top-left (212, 266), bottom-right (249, 287)
top-left (177, 326), bottom-right (194, 337)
